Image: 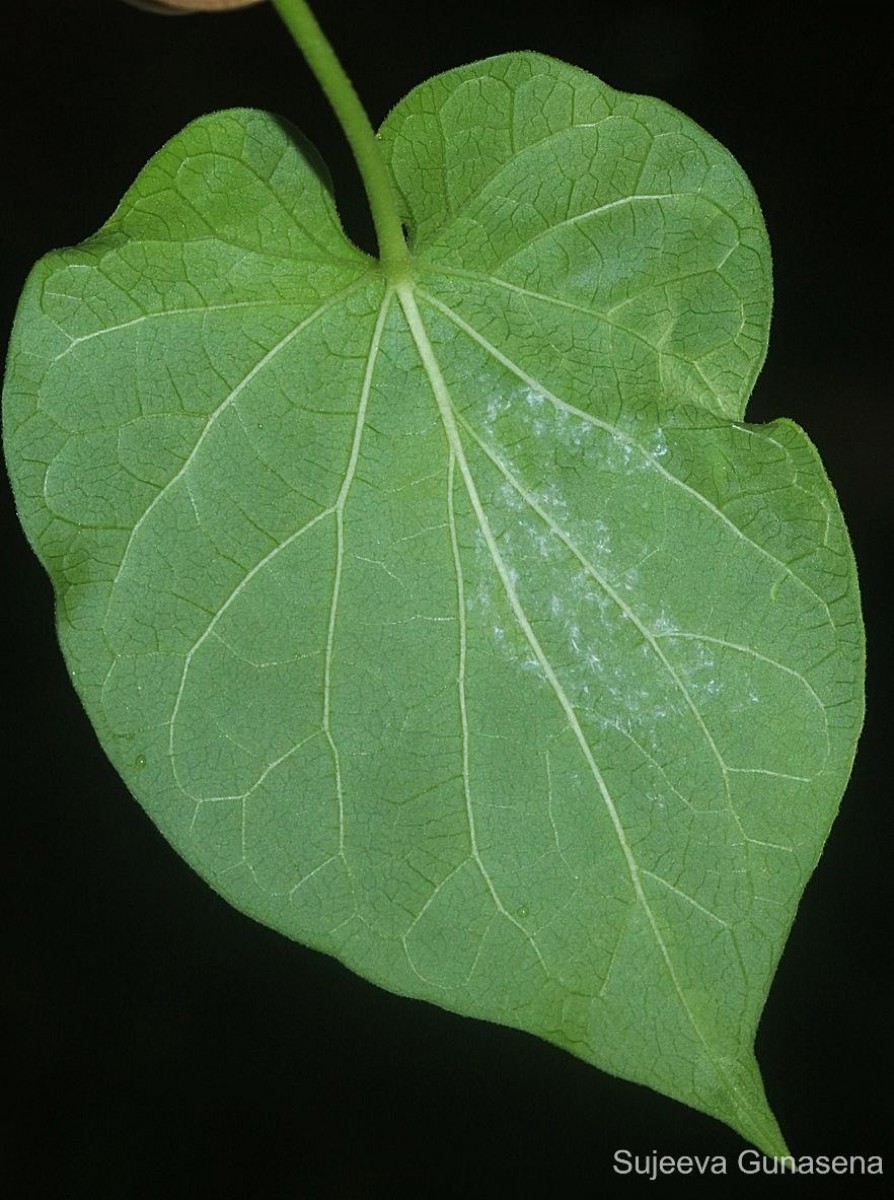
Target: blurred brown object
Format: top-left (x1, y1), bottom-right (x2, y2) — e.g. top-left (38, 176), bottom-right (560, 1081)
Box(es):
top-left (121, 1), bottom-right (266, 13)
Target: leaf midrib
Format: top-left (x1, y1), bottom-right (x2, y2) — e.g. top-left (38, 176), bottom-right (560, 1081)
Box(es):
top-left (395, 278), bottom-right (779, 1145)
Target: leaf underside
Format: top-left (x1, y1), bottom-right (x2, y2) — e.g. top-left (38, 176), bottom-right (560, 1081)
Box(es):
top-left (3, 54), bottom-right (863, 1153)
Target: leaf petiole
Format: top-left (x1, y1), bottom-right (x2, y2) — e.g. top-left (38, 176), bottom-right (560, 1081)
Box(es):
top-left (270, 0), bottom-right (412, 282)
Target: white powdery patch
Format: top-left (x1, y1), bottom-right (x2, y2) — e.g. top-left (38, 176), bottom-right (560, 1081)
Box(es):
top-left (550, 401), bottom-right (589, 452)
top-left (521, 385), bottom-right (547, 411)
top-left (619, 564), bottom-right (640, 594)
top-left (651, 609), bottom-right (679, 637)
top-left (644, 425), bottom-right (669, 460)
top-left (460, 401), bottom-right (701, 729)
top-left (493, 480), bottom-right (523, 511)
top-left (481, 388), bottom-right (514, 431)
top-left (530, 479), bottom-right (570, 522)
top-left (660, 630), bottom-right (726, 708)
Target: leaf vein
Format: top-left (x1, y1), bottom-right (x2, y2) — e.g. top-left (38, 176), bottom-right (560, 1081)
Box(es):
top-left (104, 278), bottom-right (368, 624)
top-left (419, 289), bottom-right (833, 623)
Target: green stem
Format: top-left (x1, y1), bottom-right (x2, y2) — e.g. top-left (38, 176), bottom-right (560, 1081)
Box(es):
top-left (270, 0), bottom-right (411, 280)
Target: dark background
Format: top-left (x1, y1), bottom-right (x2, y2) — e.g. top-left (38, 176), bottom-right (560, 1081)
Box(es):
top-left (2, 1), bottom-right (889, 1194)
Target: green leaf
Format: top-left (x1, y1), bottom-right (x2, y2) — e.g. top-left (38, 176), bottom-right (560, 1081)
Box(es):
top-left (2, 54), bottom-right (863, 1154)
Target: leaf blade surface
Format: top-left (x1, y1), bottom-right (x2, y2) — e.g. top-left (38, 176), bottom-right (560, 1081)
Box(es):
top-left (2, 57), bottom-right (864, 1154)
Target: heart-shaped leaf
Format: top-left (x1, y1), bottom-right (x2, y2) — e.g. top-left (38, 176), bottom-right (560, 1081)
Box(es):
top-left (2, 53), bottom-right (863, 1153)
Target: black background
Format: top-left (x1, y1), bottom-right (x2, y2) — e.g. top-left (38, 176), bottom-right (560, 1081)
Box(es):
top-left (2, 1), bottom-right (890, 1195)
